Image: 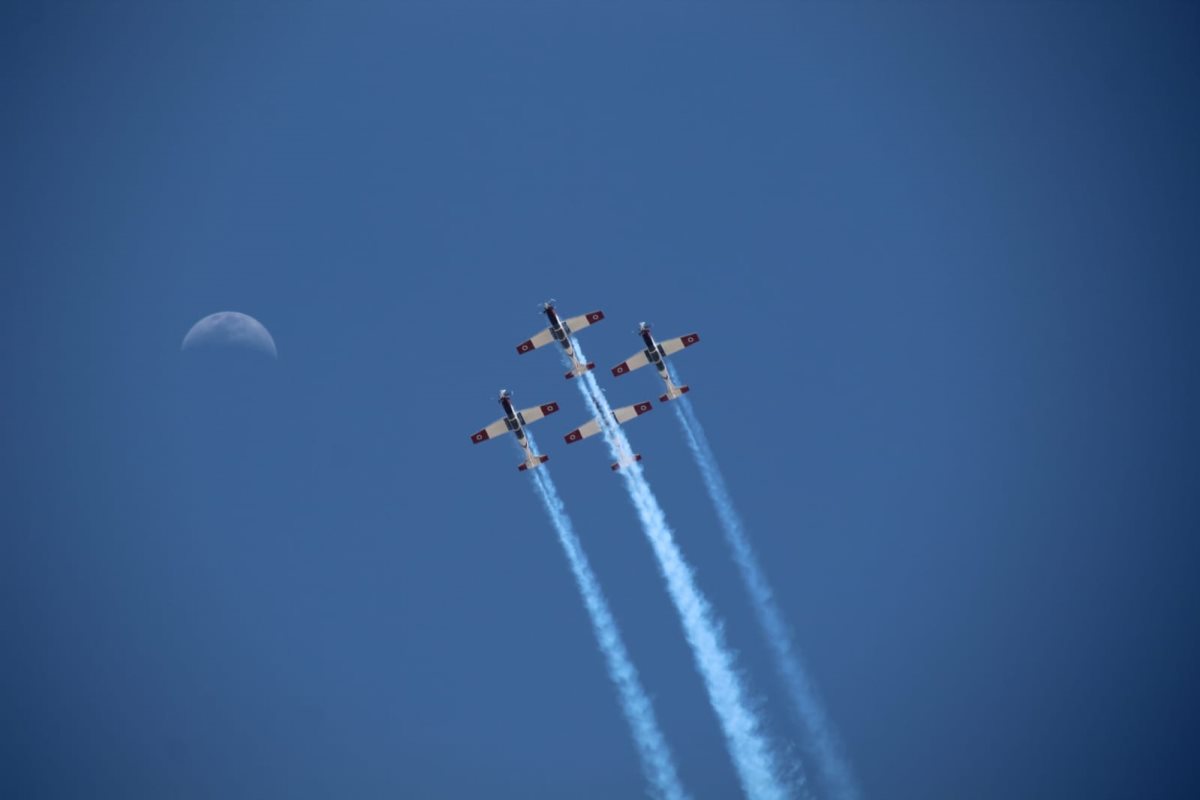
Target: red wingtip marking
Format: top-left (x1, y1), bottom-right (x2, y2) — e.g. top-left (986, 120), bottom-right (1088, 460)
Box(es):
top-left (540, 454), bottom-right (549, 463)
top-left (542, 402), bottom-right (560, 415)
top-left (565, 430), bottom-right (581, 444)
top-left (586, 362), bottom-right (596, 371)
top-left (471, 431), bottom-right (488, 443)
top-left (683, 333), bottom-right (700, 346)
top-left (588, 311), bottom-right (605, 323)
top-left (635, 402), bottom-right (652, 415)
top-left (612, 364), bottom-right (627, 377)
top-left (517, 340), bottom-right (534, 354)
top-left (564, 371), bottom-right (575, 380)
top-left (680, 385), bottom-right (690, 394)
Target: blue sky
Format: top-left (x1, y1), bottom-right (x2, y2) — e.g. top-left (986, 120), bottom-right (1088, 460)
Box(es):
top-left (3, 2), bottom-right (1198, 798)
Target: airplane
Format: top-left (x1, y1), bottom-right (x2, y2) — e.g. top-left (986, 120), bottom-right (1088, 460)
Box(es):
top-left (563, 399), bottom-right (654, 471)
top-left (611, 322), bottom-right (701, 402)
top-left (516, 301), bottom-right (606, 379)
top-left (470, 389), bottom-right (561, 472)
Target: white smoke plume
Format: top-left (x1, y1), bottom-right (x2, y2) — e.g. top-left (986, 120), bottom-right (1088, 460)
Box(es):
top-left (670, 384), bottom-right (860, 800)
top-left (524, 444), bottom-right (690, 800)
top-left (570, 343), bottom-right (794, 800)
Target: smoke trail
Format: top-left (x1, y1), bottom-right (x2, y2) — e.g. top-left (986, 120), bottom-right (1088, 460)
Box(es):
top-left (670, 387), bottom-right (860, 800)
top-left (571, 344), bottom-right (794, 800)
top-left (524, 446), bottom-right (690, 800)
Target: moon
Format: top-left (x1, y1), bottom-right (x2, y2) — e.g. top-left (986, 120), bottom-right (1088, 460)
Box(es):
top-left (181, 311), bottom-right (277, 357)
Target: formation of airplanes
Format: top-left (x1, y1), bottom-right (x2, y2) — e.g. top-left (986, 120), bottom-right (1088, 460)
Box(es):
top-left (470, 301), bottom-right (701, 472)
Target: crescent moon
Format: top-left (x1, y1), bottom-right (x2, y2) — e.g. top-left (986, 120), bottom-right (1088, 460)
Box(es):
top-left (182, 311), bottom-right (277, 357)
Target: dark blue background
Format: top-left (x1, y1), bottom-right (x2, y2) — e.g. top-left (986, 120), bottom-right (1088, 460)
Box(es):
top-left (3, 2), bottom-right (1197, 798)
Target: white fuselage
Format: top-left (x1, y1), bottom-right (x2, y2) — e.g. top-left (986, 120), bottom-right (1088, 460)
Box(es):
top-left (639, 329), bottom-right (687, 400)
top-left (545, 306), bottom-right (589, 376)
top-left (500, 395), bottom-right (541, 470)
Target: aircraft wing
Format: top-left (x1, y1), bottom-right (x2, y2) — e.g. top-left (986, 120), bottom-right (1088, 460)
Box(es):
top-left (470, 418), bottom-right (510, 444)
top-left (611, 350), bottom-right (651, 377)
top-left (516, 328), bottom-right (556, 355)
top-left (659, 332), bottom-right (701, 357)
top-left (563, 310), bottom-right (605, 334)
top-left (564, 418), bottom-right (603, 444)
top-left (611, 401), bottom-right (653, 425)
top-left (517, 402), bottom-right (561, 425)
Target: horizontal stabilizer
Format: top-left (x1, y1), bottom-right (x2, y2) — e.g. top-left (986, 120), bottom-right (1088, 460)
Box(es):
top-left (518, 454), bottom-right (550, 472)
top-left (659, 385), bottom-right (690, 403)
top-left (564, 362), bottom-right (596, 380)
